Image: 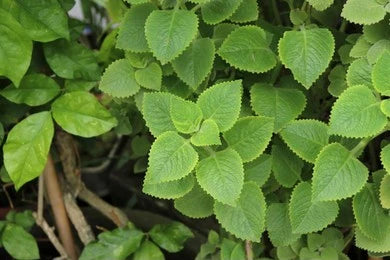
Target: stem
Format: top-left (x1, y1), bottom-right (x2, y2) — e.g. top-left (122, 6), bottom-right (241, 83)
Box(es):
top-left (245, 240), bottom-right (253, 260)
top-left (351, 137), bottom-right (372, 156)
top-left (271, 0), bottom-right (282, 25)
top-left (203, 146), bottom-right (215, 156)
top-left (191, 4), bottom-right (201, 12)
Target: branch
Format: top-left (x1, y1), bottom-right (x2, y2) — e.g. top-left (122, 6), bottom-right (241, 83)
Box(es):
top-left (245, 240), bottom-right (253, 260)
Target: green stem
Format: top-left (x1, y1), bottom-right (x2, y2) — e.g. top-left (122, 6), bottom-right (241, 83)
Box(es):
top-left (271, 0), bottom-right (283, 25)
top-left (301, 1), bottom-right (308, 11)
top-left (343, 228), bottom-right (355, 251)
top-left (203, 146), bottom-right (215, 156)
top-left (191, 4), bottom-right (201, 12)
top-left (351, 137), bottom-right (372, 156)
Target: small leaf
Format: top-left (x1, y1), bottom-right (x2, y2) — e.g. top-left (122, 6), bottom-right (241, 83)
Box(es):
top-left (372, 51), bottom-right (390, 96)
top-left (190, 119), bottom-right (221, 146)
top-left (218, 26), bottom-right (277, 73)
top-left (143, 173), bottom-right (195, 199)
top-left (149, 222), bottom-right (194, 253)
top-left (380, 174), bottom-right (390, 209)
top-left (289, 182), bottom-right (339, 234)
top-left (3, 112), bottom-right (53, 190)
top-left (51, 92), bottom-right (117, 137)
top-left (328, 65), bottom-right (348, 97)
top-left (244, 154), bottom-right (272, 187)
top-left (380, 99), bottom-right (390, 117)
top-left (133, 240), bottom-right (164, 260)
top-left (230, 0), bottom-right (259, 23)
top-left (196, 148), bottom-right (244, 206)
top-left (214, 182), bottom-right (266, 242)
top-left (346, 58), bottom-right (373, 88)
top-left (307, 0), bottom-right (334, 11)
top-left (2, 223), bottom-right (39, 260)
top-left (278, 28), bottom-right (335, 89)
top-left (135, 62), bottom-right (162, 91)
top-left (170, 98), bottom-right (203, 134)
top-left (145, 131), bottom-right (198, 184)
top-left (341, 0), bottom-right (386, 25)
top-left (312, 143), bottom-right (369, 201)
top-left (201, 0), bottom-right (243, 25)
top-left (380, 143), bottom-right (390, 173)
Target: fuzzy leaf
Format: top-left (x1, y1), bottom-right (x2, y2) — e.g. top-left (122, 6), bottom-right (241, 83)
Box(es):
top-left (190, 119), bottom-right (221, 146)
top-left (307, 0), bottom-right (334, 11)
top-left (244, 154), bottom-right (272, 187)
top-left (230, 0), bottom-right (259, 23)
top-left (380, 99), bottom-right (390, 117)
top-left (170, 98), bottom-right (203, 134)
top-left (355, 226), bottom-right (390, 253)
top-left (341, 0), bottom-right (386, 25)
top-left (380, 143), bottom-right (390, 174)
top-left (201, 0), bottom-right (243, 25)
top-left (346, 58), bottom-right (373, 88)
top-left (143, 173), bottom-right (195, 199)
top-left (380, 174), bottom-right (390, 209)
top-left (372, 51), bottom-right (390, 96)
top-left (135, 62), bottom-right (162, 91)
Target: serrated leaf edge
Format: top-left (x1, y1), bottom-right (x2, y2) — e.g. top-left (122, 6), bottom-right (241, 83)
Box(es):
top-left (201, 0), bottom-right (244, 25)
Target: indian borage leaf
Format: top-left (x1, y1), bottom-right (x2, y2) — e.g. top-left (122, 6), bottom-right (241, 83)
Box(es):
top-left (372, 51), bottom-right (390, 96)
top-left (312, 143), bottom-right (369, 201)
top-left (380, 174), bottom-right (390, 209)
top-left (381, 99), bottom-right (390, 117)
top-left (380, 143), bottom-right (390, 173)
top-left (250, 83), bottom-right (306, 132)
top-left (135, 62), bottom-right (162, 91)
top-left (172, 38), bottom-right (215, 89)
top-left (212, 23), bottom-right (239, 49)
top-left (329, 85), bottom-right (387, 138)
top-left (145, 9), bottom-right (198, 64)
top-left (197, 80), bottom-right (242, 132)
top-left (218, 26), bottom-right (277, 73)
top-left (190, 119), bottom-right (221, 147)
top-left (229, 0), bottom-right (259, 23)
top-left (196, 148), bottom-right (244, 206)
top-left (143, 173), bottom-right (195, 199)
top-left (244, 154), bottom-right (272, 187)
top-left (355, 226), bottom-right (390, 253)
top-left (214, 182), bottom-right (266, 242)
top-left (367, 39), bottom-right (390, 65)
top-left (170, 98), bottom-right (203, 134)
top-left (3, 112), bottom-right (53, 190)
top-left (346, 58), bottom-right (373, 88)
top-left (51, 92), bottom-right (117, 138)
top-left (201, 0), bottom-right (243, 25)
top-left (280, 120), bottom-right (329, 163)
top-left (145, 131), bottom-right (198, 184)
top-left (307, 0), bottom-right (334, 11)
top-left (341, 0), bottom-right (386, 25)
top-left (224, 116), bottom-right (274, 162)
top-left (278, 28), bottom-right (335, 89)
top-left (289, 182), bottom-right (339, 234)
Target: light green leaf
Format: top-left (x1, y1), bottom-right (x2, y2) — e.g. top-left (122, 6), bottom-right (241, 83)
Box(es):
top-left (218, 26), bottom-right (277, 73)
top-left (329, 85), bottom-right (386, 138)
top-left (380, 143), bottom-right (390, 173)
top-left (2, 223), bottom-right (39, 260)
top-left (372, 51), bottom-right (390, 96)
top-left (65, 79), bottom-right (96, 92)
top-left (266, 203), bottom-right (300, 247)
top-left (367, 39), bottom-right (390, 65)
top-left (143, 173), bottom-right (195, 199)
top-left (353, 184), bottom-right (390, 241)
top-left (355, 226), bottom-right (390, 253)
top-left (328, 65), bottom-right (348, 97)
top-left (174, 181), bottom-right (214, 218)
top-left (197, 80), bottom-right (242, 132)
top-left (0, 9), bottom-right (32, 86)
top-left (172, 38), bottom-right (215, 89)
top-left (170, 98), bottom-right (203, 134)
top-left (346, 58), bottom-right (373, 88)
top-left (145, 9), bottom-right (198, 64)
top-left (125, 0), bottom-right (149, 4)
top-left (145, 131), bottom-right (198, 184)
top-left (149, 222), bottom-right (194, 253)
top-left (307, 0), bottom-right (334, 11)
top-left (133, 240), bottom-right (164, 260)
top-left (190, 119), bottom-right (221, 146)
top-left (196, 148), bottom-right (244, 206)
top-left (116, 3), bottom-right (156, 52)
top-left (135, 62), bottom-right (162, 91)
top-left (212, 23), bottom-right (239, 49)
top-left (214, 182), bottom-right (266, 242)
top-left (125, 52), bottom-right (154, 69)
top-left (244, 154), bottom-right (272, 187)
top-left (278, 28), bottom-right (335, 89)
top-left (44, 39), bottom-right (100, 81)
top-left (3, 112), bottom-right (53, 190)
top-left (99, 59), bottom-right (140, 98)
top-left (201, 0), bottom-right (243, 24)
top-left (229, 0), bottom-right (259, 23)
top-left (52, 92), bottom-right (117, 137)
top-left (312, 143), bottom-right (369, 201)
top-left (363, 19), bottom-right (390, 44)
top-left (289, 182), bottom-right (339, 234)
top-left (380, 174), bottom-right (390, 209)
top-left (350, 37), bottom-right (371, 58)
top-left (224, 116), bottom-right (274, 162)
top-left (0, 74), bottom-right (60, 106)
top-left (280, 120), bottom-right (329, 163)
top-left (341, 0), bottom-right (386, 25)
top-left (380, 99), bottom-right (390, 117)
top-left (250, 83), bottom-right (306, 132)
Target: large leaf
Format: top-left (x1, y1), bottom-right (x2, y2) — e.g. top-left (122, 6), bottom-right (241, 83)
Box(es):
top-left (2, 223), bottom-right (39, 260)
top-left (214, 182), bottom-right (266, 241)
top-left (341, 0), bottom-right (386, 25)
top-left (0, 9), bottom-right (32, 86)
top-left (355, 226), bottom-right (390, 253)
top-left (201, 0), bottom-right (243, 25)
top-left (143, 173), bottom-right (195, 199)
top-left (196, 148), bottom-right (244, 206)
top-left (3, 112), bottom-right (53, 190)
top-left (312, 143), bottom-right (369, 201)
top-left (372, 51), bottom-right (390, 96)
top-left (278, 28), bottom-right (335, 89)
top-left (51, 92), bottom-right (117, 137)
top-left (145, 10), bottom-right (198, 64)
top-left (149, 222), bottom-right (194, 253)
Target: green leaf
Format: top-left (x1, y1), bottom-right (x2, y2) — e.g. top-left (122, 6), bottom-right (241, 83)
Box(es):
top-left (224, 116), bottom-right (274, 162)
top-left (380, 174), bottom-right (390, 209)
top-left (266, 203), bottom-right (300, 247)
top-left (328, 65), bottom-right (348, 97)
top-left (312, 143), bottom-right (369, 201)
top-left (201, 0), bottom-right (243, 25)
top-left (125, 52), bottom-right (154, 69)
top-left (197, 80), bottom-right (242, 132)
top-left (0, 74), bottom-right (60, 106)
top-left (250, 83), bottom-right (306, 132)
top-left (350, 37), bottom-right (371, 58)
top-left (278, 28), bottom-right (335, 89)
top-left (6, 210), bottom-right (35, 231)
top-left (170, 98), bottom-right (203, 134)
top-left (230, 0), bottom-right (259, 23)
top-left (355, 226), bottom-right (390, 253)
top-left (372, 51), bottom-right (390, 96)
top-left (346, 58), bottom-right (373, 88)
top-left (244, 154), bottom-right (272, 187)
top-left (143, 173), bottom-right (195, 199)
top-left (145, 131), bottom-right (198, 183)
top-left (99, 59), bottom-right (140, 98)
top-left (174, 181), bottom-right (214, 218)
top-left (135, 62), bottom-right (162, 91)
top-left (363, 19), bottom-right (390, 44)
top-left (212, 23), bottom-right (239, 48)
top-left (172, 38), bottom-right (215, 89)
top-left (116, 3), bottom-right (156, 52)
top-left (289, 182), bottom-right (339, 234)
top-left (307, 0), bottom-right (334, 11)
top-left (65, 79), bottom-right (96, 92)
top-left (5, 0), bottom-right (69, 42)
top-left (80, 226), bottom-right (144, 260)
top-left (196, 148), bottom-right (244, 206)
top-left (380, 99), bottom-right (390, 117)
top-left (329, 85), bottom-right (387, 138)
top-left (214, 182), bottom-right (266, 241)
top-left (0, 9), bottom-right (32, 86)
top-left (341, 0), bottom-right (386, 25)
top-left (52, 92), bottom-right (117, 137)
top-left (145, 9), bottom-right (198, 64)
top-left (2, 223), bottom-right (39, 260)
top-left (133, 240), bottom-right (164, 260)
top-left (43, 39), bottom-right (100, 81)
top-left (353, 184), bottom-right (390, 241)
top-left (218, 26), bottom-right (277, 73)
top-left (3, 112), bottom-right (53, 190)
top-left (149, 222), bottom-right (194, 253)
top-left (280, 120), bottom-right (329, 163)
top-left (381, 143), bottom-right (390, 174)
top-left (190, 119), bottom-right (221, 146)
